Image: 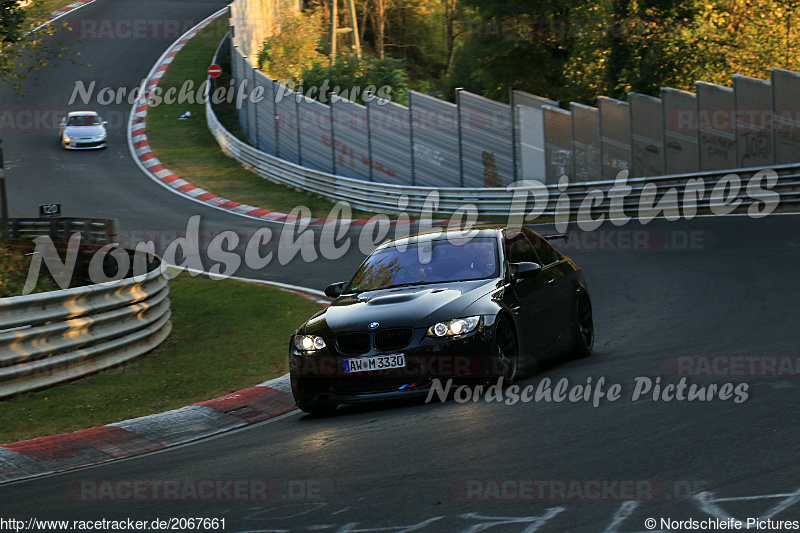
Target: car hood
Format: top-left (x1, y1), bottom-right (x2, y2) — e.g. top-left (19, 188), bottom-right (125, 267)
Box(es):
top-left (63, 125), bottom-right (106, 138)
top-left (305, 279), bottom-right (500, 333)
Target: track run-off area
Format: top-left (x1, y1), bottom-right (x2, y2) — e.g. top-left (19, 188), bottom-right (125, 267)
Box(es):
top-left (0, 1), bottom-right (799, 531)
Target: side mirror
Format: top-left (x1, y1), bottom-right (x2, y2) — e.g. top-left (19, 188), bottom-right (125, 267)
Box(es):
top-left (102, 121), bottom-right (108, 125)
top-left (509, 262), bottom-right (542, 281)
top-left (59, 122), bottom-right (66, 127)
top-left (324, 282), bottom-right (346, 298)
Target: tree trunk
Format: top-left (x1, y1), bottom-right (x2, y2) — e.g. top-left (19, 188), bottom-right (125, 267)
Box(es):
top-left (376, 0), bottom-right (386, 59)
top-left (359, 0), bottom-right (370, 49)
top-left (444, 0), bottom-right (458, 73)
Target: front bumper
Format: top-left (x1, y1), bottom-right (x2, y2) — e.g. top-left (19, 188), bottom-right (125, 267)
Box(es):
top-left (290, 323), bottom-right (497, 407)
top-left (62, 139), bottom-right (107, 150)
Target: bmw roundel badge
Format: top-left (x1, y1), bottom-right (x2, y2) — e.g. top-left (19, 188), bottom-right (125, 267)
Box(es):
top-left (369, 322), bottom-right (380, 329)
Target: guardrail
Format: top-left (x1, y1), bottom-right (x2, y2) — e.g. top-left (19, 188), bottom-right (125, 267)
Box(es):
top-left (0, 250), bottom-right (171, 399)
top-left (207, 97), bottom-right (800, 217)
top-left (6, 218), bottom-right (119, 246)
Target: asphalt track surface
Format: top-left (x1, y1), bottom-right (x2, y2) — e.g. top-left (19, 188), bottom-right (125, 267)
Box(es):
top-left (1, 1), bottom-right (800, 531)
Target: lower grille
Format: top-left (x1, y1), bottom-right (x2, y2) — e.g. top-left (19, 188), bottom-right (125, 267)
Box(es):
top-left (332, 376), bottom-right (422, 394)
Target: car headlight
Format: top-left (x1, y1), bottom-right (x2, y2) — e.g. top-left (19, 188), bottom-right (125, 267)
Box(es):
top-left (293, 334), bottom-right (326, 352)
top-left (428, 316), bottom-right (480, 337)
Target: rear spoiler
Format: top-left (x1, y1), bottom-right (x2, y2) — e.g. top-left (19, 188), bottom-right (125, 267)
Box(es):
top-left (542, 232), bottom-right (570, 244)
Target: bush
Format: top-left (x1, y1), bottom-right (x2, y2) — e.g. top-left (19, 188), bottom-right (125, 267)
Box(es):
top-left (258, 9), bottom-right (326, 81)
top-left (300, 54), bottom-right (409, 106)
top-left (0, 243), bottom-right (59, 297)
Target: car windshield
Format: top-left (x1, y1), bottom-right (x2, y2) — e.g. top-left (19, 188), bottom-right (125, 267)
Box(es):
top-left (346, 236), bottom-right (499, 293)
top-left (67, 115), bottom-right (101, 126)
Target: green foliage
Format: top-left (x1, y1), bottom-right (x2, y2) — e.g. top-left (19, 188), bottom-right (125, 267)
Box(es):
top-left (443, 30), bottom-right (568, 102)
top-left (258, 9), bottom-right (326, 80)
top-left (0, 0), bottom-right (26, 43)
top-left (300, 54), bottom-right (409, 105)
top-left (446, 0), bottom-right (800, 105)
top-left (382, 0), bottom-right (449, 80)
top-left (444, 0), bottom-right (574, 102)
top-left (0, 0), bottom-right (73, 98)
top-left (0, 273), bottom-right (324, 444)
top-left (0, 243), bottom-right (59, 297)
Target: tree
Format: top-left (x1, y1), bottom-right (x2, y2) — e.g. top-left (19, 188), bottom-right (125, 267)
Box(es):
top-left (444, 0), bottom-right (576, 102)
top-left (370, 0), bottom-right (390, 58)
top-left (258, 8), bottom-right (326, 80)
top-left (1, 0), bottom-right (72, 98)
top-left (301, 54), bottom-right (409, 105)
top-left (447, 0), bottom-right (799, 106)
top-left (442, 0), bottom-right (460, 72)
top-left (562, 0), bottom-right (800, 103)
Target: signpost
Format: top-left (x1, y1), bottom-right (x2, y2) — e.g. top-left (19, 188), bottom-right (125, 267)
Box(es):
top-left (208, 64), bottom-right (222, 78)
top-left (39, 204), bottom-right (62, 218)
top-left (0, 140), bottom-right (7, 239)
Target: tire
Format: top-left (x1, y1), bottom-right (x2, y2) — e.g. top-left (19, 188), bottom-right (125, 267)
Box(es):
top-left (493, 316), bottom-right (519, 385)
top-left (298, 404), bottom-right (338, 416)
top-left (570, 294), bottom-right (594, 359)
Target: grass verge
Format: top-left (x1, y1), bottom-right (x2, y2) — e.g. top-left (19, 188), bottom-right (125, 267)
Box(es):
top-left (25, 0), bottom-right (72, 17)
top-left (0, 273), bottom-right (323, 444)
top-left (146, 16), bottom-right (355, 218)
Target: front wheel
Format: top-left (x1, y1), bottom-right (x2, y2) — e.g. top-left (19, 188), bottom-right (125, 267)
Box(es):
top-left (493, 317), bottom-right (519, 385)
top-left (570, 295), bottom-right (594, 359)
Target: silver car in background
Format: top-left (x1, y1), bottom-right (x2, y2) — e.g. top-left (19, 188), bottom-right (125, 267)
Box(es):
top-left (59, 111), bottom-right (108, 149)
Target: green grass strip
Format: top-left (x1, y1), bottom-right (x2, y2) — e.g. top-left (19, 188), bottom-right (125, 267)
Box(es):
top-left (146, 16), bottom-right (351, 218)
top-left (0, 274), bottom-right (322, 444)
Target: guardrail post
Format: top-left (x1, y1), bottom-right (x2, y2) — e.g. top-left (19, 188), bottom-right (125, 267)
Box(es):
top-left (49, 219), bottom-right (59, 241)
top-left (105, 219), bottom-right (119, 241)
top-left (295, 92), bottom-right (303, 165)
top-left (366, 97), bottom-right (374, 182)
top-left (325, 89), bottom-right (336, 174)
top-left (252, 66), bottom-right (261, 151)
top-left (273, 79), bottom-right (280, 158)
top-left (456, 88), bottom-right (465, 187)
top-left (61, 219), bottom-right (74, 243)
top-left (83, 219), bottom-right (94, 248)
top-left (0, 140), bottom-right (8, 240)
top-left (329, 91), bottom-right (337, 174)
top-left (510, 87), bottom-right (519, 183)
top-left (408, 91), bottom-right (416, 186)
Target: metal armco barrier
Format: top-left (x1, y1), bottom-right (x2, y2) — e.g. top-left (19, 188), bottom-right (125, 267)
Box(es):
top-left (0, 255), bottom-right (171, 399)
top-left (226, 0), bottom-right (800, 188)
top-left (7, 218), bottom-right (119, 246)
top-left (208, 96), bottom-right (800, 217)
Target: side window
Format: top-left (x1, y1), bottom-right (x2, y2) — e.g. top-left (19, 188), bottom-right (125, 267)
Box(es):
top-left (504, 233), bottom-right (541, 264)
top-left (529, 233), bottom-right (560, 265)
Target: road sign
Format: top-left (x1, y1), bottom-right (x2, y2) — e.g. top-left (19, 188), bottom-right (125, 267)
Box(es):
top-left (208, 64), bottom-right (222, 78)
top-left (39, 203), bottom-right (61, 218)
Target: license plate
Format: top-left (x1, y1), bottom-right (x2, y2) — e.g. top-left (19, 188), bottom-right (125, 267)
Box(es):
top-left (343, 354), bottom-right (405, 373)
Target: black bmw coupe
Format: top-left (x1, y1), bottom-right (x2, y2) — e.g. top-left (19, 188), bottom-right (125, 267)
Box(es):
top-left (289, 225), bottom-right (593, 414)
